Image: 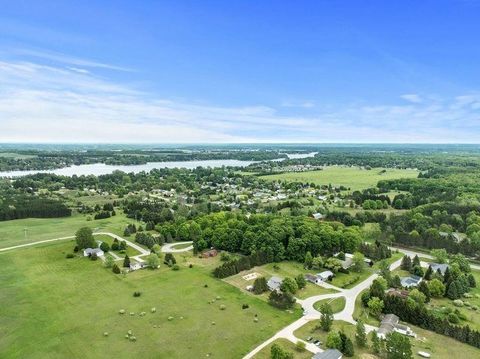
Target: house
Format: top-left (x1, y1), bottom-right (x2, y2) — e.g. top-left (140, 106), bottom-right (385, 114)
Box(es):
top-left (83, 248), bottom-right (104, 257)
top-left (312, 349), bottom-right (343, 359)
top-left (267, 276), bottom-right (283, 291)
top-left (400, 275), bottom-right (422, 288)
top-left (429, 263), bottom-right (449, 275)
top-left (312, 213), bottom-right (324, 220)
top-left (377, 314), bottom-right (415, 339)
top-left (305, 273), bottom-right (319, 284)
top-left (316, 270), bottom-right (334, 282)
top-left (130, 262), bottom-right (143, 271)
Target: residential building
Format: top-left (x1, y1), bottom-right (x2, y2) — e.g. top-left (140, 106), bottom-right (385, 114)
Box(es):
top-left (83, 248), bottom-right (104, 257)
top-left (316, 270), bottom-right (334, 282)
top-left (312, 349), bottom-right (343, 359)
top-left (267, 276), bottom-right (283, 291)
top-left (400, 275), bottom-right (422, 288)
top-left (377, 314), bottom-right (415, 339)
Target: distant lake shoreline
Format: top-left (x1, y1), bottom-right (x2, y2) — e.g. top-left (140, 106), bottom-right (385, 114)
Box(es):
top-left (0, 152), bottom-right (317, 178)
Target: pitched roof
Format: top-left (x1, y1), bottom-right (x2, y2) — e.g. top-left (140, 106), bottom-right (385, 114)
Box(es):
top-left (267, 276), bottom-right (283, 290)
top-left (312, 349), bottom-right (343, 359)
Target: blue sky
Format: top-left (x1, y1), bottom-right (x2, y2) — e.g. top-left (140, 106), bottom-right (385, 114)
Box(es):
top-left (0, 0), bottom-right (479, 143)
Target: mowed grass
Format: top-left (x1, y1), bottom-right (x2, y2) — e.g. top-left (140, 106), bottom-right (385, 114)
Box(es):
top-left (224, 261), bottom-right (337, 301)
top-left (0, 241), bottom-right (300, 359)
top-left (294, 320), bottom-right (480, 359)
top-left (259, 167), bottom-right (418, 191)
top-left (313, 297), bottom-right (346, 313)
top-left (253, 338), bottom-right (311, 359)
top-left (0, 213), bottom-right (133, 249)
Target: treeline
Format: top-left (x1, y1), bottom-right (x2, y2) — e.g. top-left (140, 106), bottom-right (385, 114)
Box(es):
top-left (155, 212), bottom-right (364, 262)
top-left (213, 251), bottom-right (270, 278)
top-left (0, 195), bottom-right (71, 221)
top-left (325, 210), bottom-right (386, 227)
top-left (384, 294), bottom-right (480, 349)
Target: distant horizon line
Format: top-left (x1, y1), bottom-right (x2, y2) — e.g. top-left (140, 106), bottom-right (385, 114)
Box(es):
top-left (0, 142), bottom-right (479, 146)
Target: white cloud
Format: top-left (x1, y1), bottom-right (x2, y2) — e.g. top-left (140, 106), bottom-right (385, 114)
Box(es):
top-left (0, 59), bottom-right (479, 143)
top-left (400, 94), bottom-right (423, 103)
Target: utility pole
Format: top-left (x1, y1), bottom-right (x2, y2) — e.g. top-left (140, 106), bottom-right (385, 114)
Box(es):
top-left (24, 228), bottom-right (27, 241)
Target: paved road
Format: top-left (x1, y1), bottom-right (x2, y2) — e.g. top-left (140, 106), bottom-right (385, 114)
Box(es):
top-left (161, 241), bottom-right (194, 253)
top-left (0, 236), bottom-right (75, 252)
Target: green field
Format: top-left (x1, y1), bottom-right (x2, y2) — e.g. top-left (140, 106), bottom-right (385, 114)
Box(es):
top-left (0, 213), bottom-right (134, 249)
top-left (0, 241), bottom-right (300, 359)
top-left (259, 167), bottom-right (419, 191)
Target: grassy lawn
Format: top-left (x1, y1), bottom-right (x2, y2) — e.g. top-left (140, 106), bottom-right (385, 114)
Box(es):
top-left (259, 167), bottom-right (418, 191)
top-left (94, 234), bottom-right (142, 257)
top-left (294, 320), bottom-right (480, 358)
top-left (313, 297), bottom-right (346, 313)
top-left (169, 242), bottom-right (193, 250)
top-left (352, 289), bottom-right (380, 327)
top-left (0, 241), bottom-right (301, 359)
top-left (0, 213), bottom-right (133, 249)
top-left (253, 338), bottom-right (311, 359)
top-left (427, 269), bottom-right (480, 331)
top-left (224, 261), bottom-right (338, 301)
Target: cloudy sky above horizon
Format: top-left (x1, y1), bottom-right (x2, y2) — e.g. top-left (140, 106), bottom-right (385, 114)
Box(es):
top-left (1, 1), bottom-right (480, 143)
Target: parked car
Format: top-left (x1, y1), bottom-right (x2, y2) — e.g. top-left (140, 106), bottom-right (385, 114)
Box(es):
top-left (306, 336), bottom-right (313, 342)
top-left (313, 340), bottom-right (321, 346)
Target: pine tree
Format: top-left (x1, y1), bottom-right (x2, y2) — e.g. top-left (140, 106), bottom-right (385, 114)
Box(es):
top-left (355, 320), bottom-right (367, 347)
top-left (401, 255), bottom-right (412, 272)
top-left (418, 281), bottom-right (431, 302)
top-left (343, 336), bottom-right (355, 357)
top-left (468, 273), bottom-right (477, 288)
top-left (371, 331), bottom-right (380, 354)
top-left (112, 263), bottom-right (121, 274)
top-left (447, 281), bottom-right (459, 300)
top-left (123, 254), bottom-right (130, 268)
top-left (424, 266), bottom-right (433, 280)
top-left (444, 267), bottom-right (452, 285)
top-left (304, 251), bottom-right (313, 269)
top-left (412, 255), bottom-right (421, 268)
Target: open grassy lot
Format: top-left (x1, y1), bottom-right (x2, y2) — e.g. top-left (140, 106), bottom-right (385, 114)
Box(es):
top-left (224, 261), bottom-right (337, 301)
top-left (253, 338), bottom-right (311, 359)
top-left (259, 166), bottom-right (418, 191)
top-left (313, 297), bottom-right (346, 313)
top-left (0, 241), bottom-right (301, 359)
top-left (0, 213), bottom-right (133, 249)
top-left (352, 288), bottom-right (381, 327)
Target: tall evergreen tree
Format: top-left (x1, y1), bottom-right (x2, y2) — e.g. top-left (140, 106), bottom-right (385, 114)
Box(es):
top-left (355, 320), bottom-right (367, 347)
top-left (123, 254), bottom-right (130, 268)
top-left (319, 303), bottom-right (334, 332)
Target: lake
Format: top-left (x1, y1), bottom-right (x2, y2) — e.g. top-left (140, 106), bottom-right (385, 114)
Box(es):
top-left (0, 159), bottom-right (257, 178)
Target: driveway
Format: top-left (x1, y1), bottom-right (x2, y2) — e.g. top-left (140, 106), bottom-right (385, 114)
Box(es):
top-left (161, 241), bottom-right (193, 253)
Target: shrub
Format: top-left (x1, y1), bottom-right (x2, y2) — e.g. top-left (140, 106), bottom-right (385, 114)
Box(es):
top-left (73, 245), bottom-right (79, 253)
top-left (219, 304), bottom-right (226, 310)
top-left (90, 253), bottom-right (98, 261)
top-left (242, 304), bottom-right (249, 309)
top-left (168, 316), bottom-right (174, 321)
top-left (172, 264), bottom-right (180, 271)
top-left (119, 309), bottom-right (126, 314)
top-left (295, 340), bottom-right (306, 352)
top-left (66, 253), bottom-right (74, 258)
top-left (133, 291), bottom-right (141, 297)
top-left (151, 307), bottom-right (156, 313)
top-left (112, 264), bottom-right (121, 274)
top-left (453, 299), bottom-right (464, 307)
top-left (189, 263), bottom-right (193, 268)
top-left (103, 332), bottom-right (109, 337)
top-left (448, 313), bottom-right (459, 324)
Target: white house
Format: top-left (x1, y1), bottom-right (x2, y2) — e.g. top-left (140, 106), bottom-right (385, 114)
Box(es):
top-left (316, 270), bottom-right (334, 282)
top-left (312, 213), bottom-right (324, 220)
top-left (83, 248), bottom-right (104, 257)
top-left (267, 276), bottom-right (283, 291)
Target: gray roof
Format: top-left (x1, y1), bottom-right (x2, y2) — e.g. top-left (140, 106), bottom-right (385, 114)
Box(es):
top-left (312, 349), bottom-right (343, 359)
top-left (84, 248), bottom-right (103, 255)
top-left (401, 275), bottom-right (422, 287)
top-left (267, 276), bottom-right (283, 291)
top-left (378, 314), bottom-right (400, 336)
top-left (430, 263), bottom-right (449, 275)
top-left (317, 270), bottom-right (334, 279)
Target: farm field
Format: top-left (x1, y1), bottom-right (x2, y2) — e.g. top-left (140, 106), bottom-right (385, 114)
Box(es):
top-left (259, 166), bottom-right (419, 191)
top-left (0, 241), bottom-right (301, 359)
top-left (0, 213), bottom-right (133, 249)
